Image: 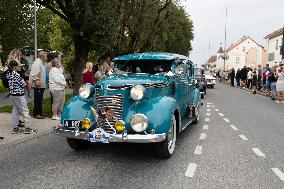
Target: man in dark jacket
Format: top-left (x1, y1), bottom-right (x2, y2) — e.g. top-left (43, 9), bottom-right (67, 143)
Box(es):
top-left (236, 68), bottom-right (241, 87)
top-left (230, 68), bottom-right (235, 86)
top-left (240, 66), bottom-right (248, 87)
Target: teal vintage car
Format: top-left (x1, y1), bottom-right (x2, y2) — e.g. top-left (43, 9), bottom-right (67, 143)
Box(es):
top-left (54, 52), bottom-right (202, 158)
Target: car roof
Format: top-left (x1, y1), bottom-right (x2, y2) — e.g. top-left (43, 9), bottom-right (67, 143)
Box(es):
top-left (114, 52), bottom-right (189, 61)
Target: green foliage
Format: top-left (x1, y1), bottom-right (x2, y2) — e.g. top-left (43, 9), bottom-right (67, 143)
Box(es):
top-left (0, 0), bottom-right (34, 63)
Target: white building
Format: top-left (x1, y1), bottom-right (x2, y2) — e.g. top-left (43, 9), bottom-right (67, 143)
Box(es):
top-left (222, 36), bottom-right (266, 70)
top-left (264, 27), bottom-right (284, 66)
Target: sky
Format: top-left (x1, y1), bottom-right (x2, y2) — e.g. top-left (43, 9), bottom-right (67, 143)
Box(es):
top-left (183, 0), bottom-right (284, 64)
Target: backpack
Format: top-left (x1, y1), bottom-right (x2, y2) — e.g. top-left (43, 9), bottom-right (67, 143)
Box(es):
top-left (0, 70), bottom-right (10, 88)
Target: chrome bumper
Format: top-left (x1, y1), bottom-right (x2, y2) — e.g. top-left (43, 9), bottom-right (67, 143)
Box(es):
top-left (53, 128), bottom-right (166, 143)
top-left (200, 91), bottom-right (205, 94)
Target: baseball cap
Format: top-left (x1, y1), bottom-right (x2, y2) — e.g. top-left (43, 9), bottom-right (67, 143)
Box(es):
top-left (9, 59), bottom-right (24, 68)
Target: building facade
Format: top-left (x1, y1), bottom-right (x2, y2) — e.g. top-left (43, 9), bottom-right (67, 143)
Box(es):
top-left (264, 27), bottom-right (284, 66)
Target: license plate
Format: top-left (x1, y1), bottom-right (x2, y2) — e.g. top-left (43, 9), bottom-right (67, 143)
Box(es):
top-left (89, 128), bottom-right (110, 143)
top-left (63, 120), bottom-right (82, 127)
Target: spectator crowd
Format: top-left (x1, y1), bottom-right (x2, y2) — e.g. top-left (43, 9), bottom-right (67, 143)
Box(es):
top-left (215, 64), bottom-right (284, 102)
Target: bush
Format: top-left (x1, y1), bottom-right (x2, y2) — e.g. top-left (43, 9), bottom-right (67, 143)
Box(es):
top-left (0, 79), bottom-right (9, 93)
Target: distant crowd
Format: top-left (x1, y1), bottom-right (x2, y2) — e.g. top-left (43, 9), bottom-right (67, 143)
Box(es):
top-left (214, 64), bottom-right (284, 102)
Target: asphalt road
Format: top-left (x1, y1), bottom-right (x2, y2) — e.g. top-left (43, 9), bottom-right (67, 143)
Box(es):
top-left (0, 84), bottom-right (284, 189)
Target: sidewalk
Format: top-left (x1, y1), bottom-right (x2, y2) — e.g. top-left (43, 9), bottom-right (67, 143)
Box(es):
top-left (0, 113), bottom-right (59, 149)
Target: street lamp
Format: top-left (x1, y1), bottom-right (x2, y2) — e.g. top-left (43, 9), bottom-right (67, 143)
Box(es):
top-left (34, 0), bottom-right (37, 60)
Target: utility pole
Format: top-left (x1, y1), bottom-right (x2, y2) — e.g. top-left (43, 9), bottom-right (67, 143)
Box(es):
top-left (34, 0), bottom-right (37, 60)
top-left (224, 5), bottom-right (228, 71)
top-left (282, 25), bottom-right (284, 61)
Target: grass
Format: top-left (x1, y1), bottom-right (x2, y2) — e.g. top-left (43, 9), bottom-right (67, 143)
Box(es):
top-left (0, 94), bottom-right (73, 118)
top-left (0, 79), bottom-right (9, 93)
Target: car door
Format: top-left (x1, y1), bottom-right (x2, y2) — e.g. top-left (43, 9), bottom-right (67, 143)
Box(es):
top-left (174, 61), bottom-right (188, 118)
top-left (186, 62), bottom-right (194, 105)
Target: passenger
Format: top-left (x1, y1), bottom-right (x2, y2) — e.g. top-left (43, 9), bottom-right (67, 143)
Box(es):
top-left (94, 64), bottom-right (105, 83)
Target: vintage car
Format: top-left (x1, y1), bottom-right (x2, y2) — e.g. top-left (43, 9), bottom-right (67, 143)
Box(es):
top-left (54, 52), bottom-right (202, 158)
top-left (194, 67), bottom-right (206, 99)
top-left (205, 74), bottom-right (216, 88)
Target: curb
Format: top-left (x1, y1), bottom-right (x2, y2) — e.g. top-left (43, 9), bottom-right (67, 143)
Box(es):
top-left (0, 129), bottom-right (53, 150)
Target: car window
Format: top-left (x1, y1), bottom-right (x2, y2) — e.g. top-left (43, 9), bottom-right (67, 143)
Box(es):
top-left (176, 63), bottom-right (187, 77)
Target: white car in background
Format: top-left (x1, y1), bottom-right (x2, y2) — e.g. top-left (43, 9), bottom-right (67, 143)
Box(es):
top-left (205, 74), bottom-right (216, 88)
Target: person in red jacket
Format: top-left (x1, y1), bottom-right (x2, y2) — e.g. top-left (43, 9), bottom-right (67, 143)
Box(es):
top-left (82, 62), bottom-right (95, 85)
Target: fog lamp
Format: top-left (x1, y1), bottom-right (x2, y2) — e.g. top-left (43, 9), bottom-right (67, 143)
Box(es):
top-left (130, 114), bottom-right (148, 132)
top-left (114, 120), bottom-right (125, 132)
top-left (82, 118), bottom-right (91, 129)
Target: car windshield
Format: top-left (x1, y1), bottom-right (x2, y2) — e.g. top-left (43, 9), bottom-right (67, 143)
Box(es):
top-left (114, 60), bottom-right (172, 75)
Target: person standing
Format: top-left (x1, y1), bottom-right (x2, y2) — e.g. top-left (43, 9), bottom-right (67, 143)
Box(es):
top-left (235, 68), bottom-right (241, 87)
top-left (252, 70), bottom-right (258, 94)
top-left (230, 68), bottom-right (235, 87)
top-left (256, 65), bottom-right (262, 90)
top-left (30, 51), bottom-right (48, 119)
top-left (269, 68), bottom-right (277, 100)
top-left (7, 60), bottom-right (32, 134)
top-left (49, 59), bottom-right (66, 120)
top-left (247, 68), bottom-right (253, 89)
top-left (82, 62), bottom-right (95, 85)
top-left (276, 67), bottom-right (284, 101)
top-left (240, 66), bottom-right (247, 87)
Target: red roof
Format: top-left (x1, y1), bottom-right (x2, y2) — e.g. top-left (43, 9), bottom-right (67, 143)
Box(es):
top-left (225, 36), bottom-right (264, 52)
top-left (264, 27), bottom-right (284, 39)
top-left (207, 55), bottom-right (217, 63)
top-left (217, 47), bottom-right (224, 53)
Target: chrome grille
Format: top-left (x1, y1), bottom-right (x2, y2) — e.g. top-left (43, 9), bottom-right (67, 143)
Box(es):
top-left (94, 94), bottom-right (123, 134)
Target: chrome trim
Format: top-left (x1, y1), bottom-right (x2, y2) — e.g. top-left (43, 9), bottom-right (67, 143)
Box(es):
top-left (54, 128), bottom-right (166, 143)
top-left (103, 83), bottom-right (170, 90)
top-left (200, 91), bottom-right (205, 94)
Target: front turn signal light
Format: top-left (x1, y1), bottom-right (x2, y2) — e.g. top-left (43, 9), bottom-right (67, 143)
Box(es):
top-left (114, 120), bottom-right (125, 132)
top-left (82, 118), bottom-right (91, 129)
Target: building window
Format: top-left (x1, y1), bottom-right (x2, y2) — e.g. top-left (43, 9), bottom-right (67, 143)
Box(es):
top-left (276, 39), bottom-right (278, 50)
top-left (242, 47), bottom-right (245, 52)
top-left (268, 53), bottom-right (275, 61)
top-left (236, 57), bottom-right (240, 64)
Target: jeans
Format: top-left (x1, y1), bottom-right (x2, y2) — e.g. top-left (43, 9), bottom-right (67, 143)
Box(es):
top-left (33, 88), bottom-right (45, 116)
top-left (271, 82), bottom-right (276, 99)
top-left (11, 95), bottom-right (30, 128)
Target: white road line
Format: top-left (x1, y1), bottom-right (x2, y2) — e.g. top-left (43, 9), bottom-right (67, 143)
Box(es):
top-left (207, 109), bottom-right (211, 112)
top-left (205, 118), bottom-right (210, 122)
top-left (185, 163), bottom-right (197, 177)
top-left (207, 105), bottom-right (210, 108)
top-left (215, 109), bottom-right (219, 112)
top-left (207, 103), bottom-right (212, 105)
top-left (239, 135), bottom-right (248, 141)
top-left (271, 168), bottom-right (284, 181)
top-left (206, 113), bottom-right (211, 116)
top-left (230, 125), bottom-right (238, 131)
top-left (218, 113), bottom-right (224, 117)
top-left (203, 125), bottom-right (208, 130)
top-left (194, 145), bottom-right (203, 155)
top-left (199, 133), bottom-right (206, 140)
top-left (212, 105), bottom-right (215, 108)
top-left (223, 118), bottom-right (230, 123)
top-left (252, 148), bottom-right (266, 158)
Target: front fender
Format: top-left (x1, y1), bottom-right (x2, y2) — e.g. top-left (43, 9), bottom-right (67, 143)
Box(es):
top-left (126, 96), bottom-right (178, 134)
top-left (61, 96), bottom-right (95, 126)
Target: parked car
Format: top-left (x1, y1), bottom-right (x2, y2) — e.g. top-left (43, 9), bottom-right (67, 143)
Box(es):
top-left (205, 74), bottom-right (216, 88)
top-left (194, 67), bottom-right (206, 99)
top-left (54, 52), bottom-right (202, 158)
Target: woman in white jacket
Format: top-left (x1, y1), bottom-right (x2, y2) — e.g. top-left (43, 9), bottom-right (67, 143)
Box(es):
top-left (49, 59), bottom-right (66, 120)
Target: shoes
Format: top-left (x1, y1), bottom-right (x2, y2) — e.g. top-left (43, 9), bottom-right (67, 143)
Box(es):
top-left (52, 116), bottom-right (61, 120)
top-left (24, 127), bottom-right (32, 134)
top-left (275, 100), bottom-right (280, 103)
top-left (35, 115), bottom-right (44, 119)
top-left (271, 98), bottom-right (275, 101)
top-left (12, 128), bottom-right (19, 134)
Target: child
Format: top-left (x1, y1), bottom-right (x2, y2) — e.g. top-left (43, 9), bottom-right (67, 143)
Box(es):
top-left (6, 60), bottom-right (32, 134)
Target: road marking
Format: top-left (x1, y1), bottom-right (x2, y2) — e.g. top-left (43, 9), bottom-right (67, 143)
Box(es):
top-left (185, 163), bottom-right (197, 177)
top-left (207, 103), bottom-right (212, 105)
top-left (239, 135), bottom-right (248, 141)
top-left (207, 109), bottom-right (211, 112)
top-left (194, 145), bottom-right (203, 155)
top-left (207, 105), bottom-right (210, 108)
top-left (203, 125), bottom-right (208, 130)
top-left (218, 113), bottom-right (224, 117)
top-left (252, 148), bottom-right (265, 158)
top-left (223, 118), bottom-right (230, 123)
top-left (205, 118), bottom-right (210, 122)
top-left (230, 125), bottom-right (238, 131)
top-left (212, 105), bottom-right (215, 108)
top-left (271, 168), bottom-right (284, 181)
top-left (199, 133), bottom-right (206, 140)
top-left (206, 113), bottom-right (211, 116)
top-left (215, 109), bottom-right (219, 112)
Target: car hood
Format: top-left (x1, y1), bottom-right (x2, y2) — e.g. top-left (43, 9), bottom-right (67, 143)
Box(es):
top-left (97, 74), bottom-right (170, 88)
top-left (205, 75), bottom-right (216, 80)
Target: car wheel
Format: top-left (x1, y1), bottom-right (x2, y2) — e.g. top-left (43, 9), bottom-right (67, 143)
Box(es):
top-left (66, 138), bottom-right (90, 151)
top-left (201, 93), bottom-right (204, 99)
top-left (155, 115), bottom-right (176, 158)
top-left (192, 107), bottom-right (199, 124)
top-left (212, 85), bottom-right (214, 88)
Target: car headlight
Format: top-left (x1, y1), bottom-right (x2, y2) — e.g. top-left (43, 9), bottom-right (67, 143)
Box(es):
top-left (130, 85), bottom-right (145, 101)
top-left (130, 114), bottom-right (148, 132)
top-left (79, 86), bottom-right (91, 98)
top-left (81, 118), bottom-right (91, 129)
